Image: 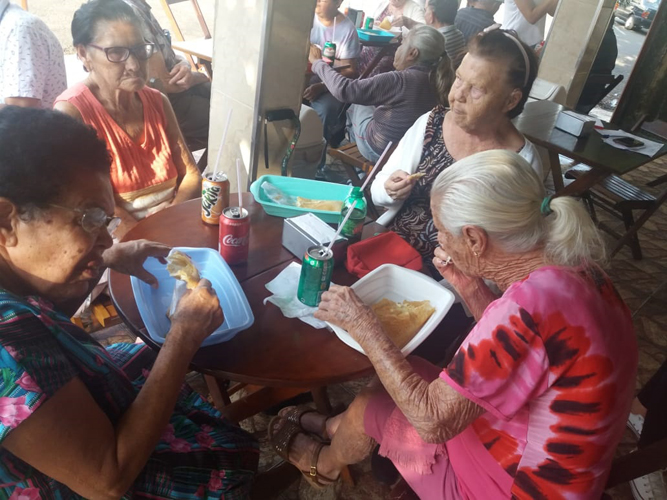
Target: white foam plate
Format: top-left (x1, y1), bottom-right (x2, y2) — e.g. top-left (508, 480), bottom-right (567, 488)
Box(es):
top-left (326, 264), bottom-right (455, 356)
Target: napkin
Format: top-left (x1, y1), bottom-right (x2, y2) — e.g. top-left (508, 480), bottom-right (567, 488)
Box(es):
top-left (263, 262), bottom-right (329, 329)
top-left (599, 129), bottom-right (664, 157)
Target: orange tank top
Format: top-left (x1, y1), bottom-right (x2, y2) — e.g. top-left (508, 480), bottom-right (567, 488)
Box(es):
top-left (55, 83), bottom-right (179, 198)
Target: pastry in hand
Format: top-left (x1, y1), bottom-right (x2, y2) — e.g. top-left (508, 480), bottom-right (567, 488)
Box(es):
top-left (166, 250), bottom-right (200, 289)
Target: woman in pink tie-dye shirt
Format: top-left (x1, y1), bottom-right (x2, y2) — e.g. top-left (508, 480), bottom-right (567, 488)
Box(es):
top-left (269, 150), bottom-right (637, 499)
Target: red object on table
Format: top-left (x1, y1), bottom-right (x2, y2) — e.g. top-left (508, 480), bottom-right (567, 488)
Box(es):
top-left (345, 231), bottom-right (422, 278)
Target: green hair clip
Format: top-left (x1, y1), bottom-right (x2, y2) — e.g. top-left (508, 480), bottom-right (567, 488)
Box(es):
top-left (540, 195), bottom-right (554, 216)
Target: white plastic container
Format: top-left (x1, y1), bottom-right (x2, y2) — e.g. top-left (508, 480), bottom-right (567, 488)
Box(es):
top-left (130, 247), bottom-right (254, 347)
top-left (326, 264), bottom-right (455, 356)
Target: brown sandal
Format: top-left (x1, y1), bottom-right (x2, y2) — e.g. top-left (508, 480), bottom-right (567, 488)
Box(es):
top-left (278, 405), bottom-right (329, 442)
top-left (268, 416), bottom-right (338, 489)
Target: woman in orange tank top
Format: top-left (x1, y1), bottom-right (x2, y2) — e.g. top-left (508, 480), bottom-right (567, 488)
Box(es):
top-left (54, 0), bottom-right (201, 238)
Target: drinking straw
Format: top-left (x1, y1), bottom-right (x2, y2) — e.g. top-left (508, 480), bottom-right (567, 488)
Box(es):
top-left (333, 16), bottom-right (337, 42)
top-left (325, 200), bottom-right (357, 254)
top-left (236, 158), bottom-right (243, 212)
top-left (359, 141), bottom-right (393, 192)
top-left (211, 108), bottom-right (233, 180)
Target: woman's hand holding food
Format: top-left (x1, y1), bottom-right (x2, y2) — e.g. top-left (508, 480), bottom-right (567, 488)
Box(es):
top-left (384, 170), bottom-right (418, 200)
top-left (315, 285), bottom-right (382, 344)
top-left (103, 240), bottom-right (171, 287)
top-left (170, 279), bottom-right (224, 348)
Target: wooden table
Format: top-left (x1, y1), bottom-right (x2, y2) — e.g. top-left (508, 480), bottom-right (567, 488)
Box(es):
top-left (514, 100), bottom-right (667, 196)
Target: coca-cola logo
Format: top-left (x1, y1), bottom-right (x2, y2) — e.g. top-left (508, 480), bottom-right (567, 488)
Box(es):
top-left (222, 234), bottom-right (248, 247)
top-left (202, 185), bottom-right (221, 218)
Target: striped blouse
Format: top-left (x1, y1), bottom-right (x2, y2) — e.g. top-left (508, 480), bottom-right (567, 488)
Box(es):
top-left (312, 60), bottom-right (438, 155)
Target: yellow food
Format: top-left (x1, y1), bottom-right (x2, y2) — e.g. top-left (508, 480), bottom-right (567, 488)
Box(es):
top-left (296, 197), bottom-right (343, 212)
top-left (371, 298), bottom-right (435, 348)
top-left (379, 18), bottom-right (392, 30)
top-left (408, 172), bottom-right (426, 180)
top-left (166, 250), bottom-right (200, 289)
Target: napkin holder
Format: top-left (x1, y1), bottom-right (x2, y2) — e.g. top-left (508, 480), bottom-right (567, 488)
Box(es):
top-left (283, 213), bottom-right (348, 265)
top-left (555, 110), bottom-right (595, 137)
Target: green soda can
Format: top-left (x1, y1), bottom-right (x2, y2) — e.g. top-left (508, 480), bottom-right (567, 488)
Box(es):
top-left (339, 187), bottom-right (367, 242)
top-left (364, 17), bottom-right (374, 29)
top-left (297, 245), bottom-right (334, 307)
top-left (322, 41), bottom-right (337, 66)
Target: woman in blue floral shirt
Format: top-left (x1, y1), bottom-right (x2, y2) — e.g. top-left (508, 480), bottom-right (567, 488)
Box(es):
top-left (0, 106), bottom-right (258, 498)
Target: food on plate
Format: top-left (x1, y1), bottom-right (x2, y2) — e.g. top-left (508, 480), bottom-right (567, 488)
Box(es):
top-left (166, 250), bottom-right (200, 288)
top-left (296, 197), bottom-right (344, 212)
top-left (379, 18), bottom-right (392, 30)
top-left (407, 172), bottom-right (426, 180)
top-left (371, 298), bottom-right (435, 348)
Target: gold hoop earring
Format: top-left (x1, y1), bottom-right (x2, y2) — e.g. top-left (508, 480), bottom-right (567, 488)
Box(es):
top-left (474, 251), bottom-right (479, 257)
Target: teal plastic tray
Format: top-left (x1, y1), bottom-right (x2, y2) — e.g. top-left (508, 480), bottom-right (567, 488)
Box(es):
top-left (250, 175), bottom-right (352, 223)
top-left (356, 28), bottom-right (396, 43)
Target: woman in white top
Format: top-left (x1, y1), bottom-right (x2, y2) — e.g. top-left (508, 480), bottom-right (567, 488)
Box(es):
top-left (371, 29), bottom-right (546, 276)
top-left (502, 0), bottom-right (559, 47)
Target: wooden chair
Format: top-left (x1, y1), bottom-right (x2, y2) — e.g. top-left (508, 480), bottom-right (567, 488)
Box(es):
top-left (606, 437), bottom-right (667, 490)
top-left (328, 142), bottom-right (396, 220)
top-left (159, 0), bottom-right (211, 70)
top-left (564, 115), bottom-right (667, 260)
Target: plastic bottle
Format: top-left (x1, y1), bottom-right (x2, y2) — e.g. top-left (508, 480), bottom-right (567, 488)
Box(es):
top-left (339, 187), bottom-right (367, 242)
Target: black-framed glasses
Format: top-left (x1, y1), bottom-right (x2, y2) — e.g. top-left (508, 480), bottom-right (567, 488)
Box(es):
top-left (88, 42), bottom-right (156, 63)
top-left (49, 205), bottom-right (121, 234)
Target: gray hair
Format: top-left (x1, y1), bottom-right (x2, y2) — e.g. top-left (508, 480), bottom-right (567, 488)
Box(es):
top-left (405, 25), bottom-right (446, 66)
top-left (430, 150), bottom-right (607, 267)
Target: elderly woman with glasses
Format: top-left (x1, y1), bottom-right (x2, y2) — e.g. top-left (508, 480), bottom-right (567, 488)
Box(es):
top-left (0, 106), bottom-right (258, 498)
top-left (55, 0), bottom-right (201, 238)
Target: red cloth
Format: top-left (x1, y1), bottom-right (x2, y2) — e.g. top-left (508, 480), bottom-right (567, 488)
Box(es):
top-left (345, 231), bottom-right (422, 278)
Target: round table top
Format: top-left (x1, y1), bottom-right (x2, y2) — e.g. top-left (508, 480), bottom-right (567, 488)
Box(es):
top-left (109, 194), bottom-right (374, 387)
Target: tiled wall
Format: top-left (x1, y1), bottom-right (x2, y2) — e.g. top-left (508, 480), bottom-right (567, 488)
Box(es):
top-left (538, 0), bottom-right (616, 108)
top-left (208, 0), bottom-right (316, 191)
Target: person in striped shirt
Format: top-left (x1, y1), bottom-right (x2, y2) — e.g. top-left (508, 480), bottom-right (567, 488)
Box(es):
top-left (455, 0), bottom-right (502, 42)
top-left (310, 25), bottom-right (453, 163)
top-left (393, 0), bottom-right (467, 69)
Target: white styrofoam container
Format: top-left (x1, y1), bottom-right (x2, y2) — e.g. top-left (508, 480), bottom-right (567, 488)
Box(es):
top-left (327, 264), bottom-right (455, 356)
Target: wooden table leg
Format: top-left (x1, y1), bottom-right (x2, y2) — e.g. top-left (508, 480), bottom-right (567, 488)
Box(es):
top-left (549, 150), bottom-right (565, 192)
top-left (205, 375), bottom-right (232, 408)
top-left (220, 385), bottom-right (309, 424)
top-left (311, 386), bottom-right (333, 415)
top-left (555, 167), bottom-right (611, 198)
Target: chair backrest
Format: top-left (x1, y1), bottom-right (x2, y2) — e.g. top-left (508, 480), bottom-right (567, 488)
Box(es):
top-left (159, 0), bottom-right (211, 41)
top-left (630, 114), bottom-right (667, 141)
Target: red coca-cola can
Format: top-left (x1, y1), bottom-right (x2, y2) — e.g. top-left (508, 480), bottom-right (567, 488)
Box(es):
top-left (219, 207), bottom-right (250, 265)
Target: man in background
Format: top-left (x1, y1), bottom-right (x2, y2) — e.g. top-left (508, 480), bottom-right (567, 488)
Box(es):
top-left (0, 0), bottom-right (67, 109)
top-left (307, 0), bottom-right (361, 145)
top-left (120, 0), bottom-right (211, 154)
top-left (455, 0), bottom-right (501, 42)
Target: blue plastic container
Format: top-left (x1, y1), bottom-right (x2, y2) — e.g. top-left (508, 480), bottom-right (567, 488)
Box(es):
top-left (250, 175), bottom-right (352, 223)
top-left (130, 247), bottom-right (254, 347)
top-left (356, 28), bottom-right (396, 43)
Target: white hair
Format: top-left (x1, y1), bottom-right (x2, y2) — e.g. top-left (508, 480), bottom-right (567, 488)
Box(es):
top-left (430, 150), bottom-right (607, 266)
top-left (406, 25), bottom-right (446, 65)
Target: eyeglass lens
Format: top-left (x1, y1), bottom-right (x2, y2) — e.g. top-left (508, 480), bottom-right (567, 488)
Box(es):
top-left (105, 44), bottom-right (154, 62)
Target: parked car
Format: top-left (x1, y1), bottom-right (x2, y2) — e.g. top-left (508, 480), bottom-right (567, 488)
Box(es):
top-left (615, 0), bottom-right (661, 30)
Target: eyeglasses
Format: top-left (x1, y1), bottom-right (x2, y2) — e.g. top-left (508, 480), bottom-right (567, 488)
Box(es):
top-left (48, 205), bottom-right (121, 234)
top-left (88, 42), bottom-right (156, 63)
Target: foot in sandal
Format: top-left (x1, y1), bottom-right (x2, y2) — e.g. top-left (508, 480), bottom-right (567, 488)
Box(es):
top-left (268, 415), bottom-right (340, 488)
top-left (278, 405), bottom-right (333, 441)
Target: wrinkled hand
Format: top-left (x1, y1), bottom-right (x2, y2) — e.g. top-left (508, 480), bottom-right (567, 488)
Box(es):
top-left (309, 44), bottom-right (323, 64)
top-left (384, 170), bottom-right (416, 200)
top-left (303, 83), bottom-right (326, 102)
top-left (433, 246), bottom-right (477, 292)
top-left (103, 240), bottom-right (171, 288)
top-left (168, 62), bottom-right (194, 89)
top-left (170, 279), bottom-right (224, 345)
top-left (314, 285), bottom-right (382, 344)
